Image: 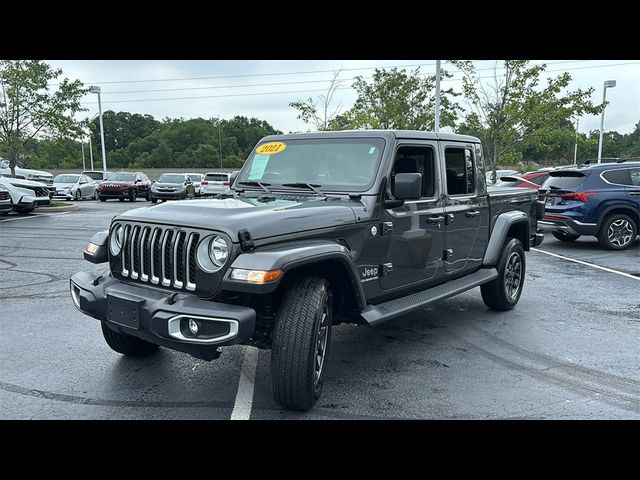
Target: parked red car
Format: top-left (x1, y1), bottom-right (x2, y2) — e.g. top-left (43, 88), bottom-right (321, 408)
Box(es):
top-left (495, 170), bottom-right (550, 190)
top-left (97, 171), bottom-right (152, 202)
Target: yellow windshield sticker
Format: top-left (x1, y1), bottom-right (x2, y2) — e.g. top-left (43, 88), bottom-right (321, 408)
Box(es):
top-left (256, 142), bottom-right (286, 155)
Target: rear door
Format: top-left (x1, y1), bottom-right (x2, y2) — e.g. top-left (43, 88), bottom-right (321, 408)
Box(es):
top-left (441, 143), bottom-right (488, 274)
top-left (625, 167), bottom-right (640, 208)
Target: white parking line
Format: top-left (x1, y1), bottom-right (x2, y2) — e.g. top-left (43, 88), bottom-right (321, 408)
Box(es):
top-left (230, 347), bottom-right (260, 420)
top-left (0, 212), bottom-right (70, 223)
top-left (531, 247), bottom-right (640, 282)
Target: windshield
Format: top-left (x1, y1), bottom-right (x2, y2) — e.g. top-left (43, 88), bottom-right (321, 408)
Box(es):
top-left (157, 174), bottom-right (185, 183)
top-left (54, 174), bottom-right (79, 183)
top-left (187, 174), bottom-right (202, 182)
top-left (237, 138), bottom-right (386, 192)
top-left (108, 172), bottom-right (136, 182)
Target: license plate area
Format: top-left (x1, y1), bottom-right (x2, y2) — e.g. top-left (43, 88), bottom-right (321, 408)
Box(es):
top-left (107, 293), bottom-right (145, 329)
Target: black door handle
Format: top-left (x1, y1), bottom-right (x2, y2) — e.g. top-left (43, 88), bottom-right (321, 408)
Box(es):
top-left (465, 210), bottom-right (480, 218)
top-left (427, 215), bottom-right (445, 224)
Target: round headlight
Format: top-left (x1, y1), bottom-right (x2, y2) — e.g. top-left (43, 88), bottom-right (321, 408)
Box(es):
top-left (209, 236), bottom-right (229, 266)
top-left (196, 235), bottom-right (229, 272)
top-left (109, 224), bottom-right (124, 255)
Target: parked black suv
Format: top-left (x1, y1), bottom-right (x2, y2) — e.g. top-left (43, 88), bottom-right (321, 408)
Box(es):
top-left (71, 131), bottom-right (544, 410)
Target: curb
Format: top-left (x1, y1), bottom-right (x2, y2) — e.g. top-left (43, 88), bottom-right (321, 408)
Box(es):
top-left (36, 203), bottom-right (80, 213)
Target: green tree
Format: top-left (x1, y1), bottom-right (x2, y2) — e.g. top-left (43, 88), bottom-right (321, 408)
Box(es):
top-left (289, 69), bottom-right (344, 131)
top-left (453, 60), bottom-right (602, 175)
top-left (89, 111), bottom-right (159, 153)
top-left (0, 60), bottom-right (87, 176)
top-left (334, 67), bottom-right (460, 130)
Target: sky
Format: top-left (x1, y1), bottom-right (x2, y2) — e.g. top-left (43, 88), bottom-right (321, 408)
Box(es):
top-left (47, 60), bottom-right (640, 135)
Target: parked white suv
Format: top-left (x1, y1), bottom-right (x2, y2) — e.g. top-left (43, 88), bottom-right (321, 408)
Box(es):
top-left (0, 176), bottom-right (51, 214)
top-left (201, 172), bottom-right (232, 196)
top-left (0, 159), bottom-right (54, 186)
top-left (0, 183), bottom-right (12, 216)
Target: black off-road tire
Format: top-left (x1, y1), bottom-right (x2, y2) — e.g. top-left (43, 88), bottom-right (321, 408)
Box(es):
top-left (481, 237), bottom-right (525, 311)
top-left (101, 322), bottom-right (159, 357)
top-left (597, 214), bottom-right (638, 251)
top-left (271, 276), bottom-right (333, 411)
top-left (552, 231), bottom-right (580, 242)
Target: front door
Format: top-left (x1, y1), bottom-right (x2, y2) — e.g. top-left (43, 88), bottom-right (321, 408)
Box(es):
top-left (441, 143), bottom-right (488, 274)
top-left (381, 143), bottom-right (445, 291)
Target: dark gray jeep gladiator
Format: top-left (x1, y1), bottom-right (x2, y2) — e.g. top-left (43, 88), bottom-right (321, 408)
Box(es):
top-left (71, 130), bottom-right (544, 410)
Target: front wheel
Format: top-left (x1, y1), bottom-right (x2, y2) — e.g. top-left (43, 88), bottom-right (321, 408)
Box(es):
top-left (14, 207), bottom-right (35, 214)
top-left (99, 196), bottom-right (106, 202)
top-left (481, 237), bottom-right (525, 311)
top-left (151, 198), bottom-right (158, 204)
top-left (101, 322), bottom-right (159, 357)
top-left (552, 231), bottom-right (580, 242)
top-left (75, 190), bottom-right (81, 201)
top-left (129, 189), bottom-right (136, 202)
top-left (598, 214), bottom-right (637, 250)
top-left (271, 276), bottom-right (333, 411)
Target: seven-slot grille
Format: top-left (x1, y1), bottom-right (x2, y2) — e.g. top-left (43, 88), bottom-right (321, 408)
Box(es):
top-left (119, 224), bottom-right (200, 291)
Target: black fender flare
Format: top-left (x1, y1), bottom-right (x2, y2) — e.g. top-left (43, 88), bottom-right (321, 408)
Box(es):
top-left (221, 240), bottom-right (367, 311)
top-left (483, 211), bottom-right (530, 266)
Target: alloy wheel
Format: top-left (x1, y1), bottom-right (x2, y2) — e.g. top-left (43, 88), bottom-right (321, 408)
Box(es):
top-left (503, 252), bottom-right (522, 301)
top-left (607, 219), bottom-right (634, 247)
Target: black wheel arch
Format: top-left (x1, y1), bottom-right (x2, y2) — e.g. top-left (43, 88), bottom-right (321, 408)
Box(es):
top-left (597, 205), bottom-right (639, 233)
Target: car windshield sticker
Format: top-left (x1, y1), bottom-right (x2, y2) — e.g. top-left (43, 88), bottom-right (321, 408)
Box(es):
top-left (256, 141), bottom-right (286, 155)
top-left (248, 154), bottom-right (270, 180)
top-left (369, 146), bottom-right (376, 155)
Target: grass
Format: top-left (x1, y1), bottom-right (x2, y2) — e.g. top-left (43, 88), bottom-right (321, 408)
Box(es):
top-left (46, 201), bottom-right (73, 208)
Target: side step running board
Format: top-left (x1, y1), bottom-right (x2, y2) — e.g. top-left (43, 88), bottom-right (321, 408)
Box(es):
top-left (359, 268), bottom-right (498, 326)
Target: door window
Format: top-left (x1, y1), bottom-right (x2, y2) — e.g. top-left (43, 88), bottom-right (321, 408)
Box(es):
top-left (445, 147), bottom-right (475, 196)
top-left (391, 146), bottom-right (436, 199)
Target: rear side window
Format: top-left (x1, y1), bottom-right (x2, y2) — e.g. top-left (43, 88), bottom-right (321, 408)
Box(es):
top-left (630, 168), bottom-right (640, 187)
top-left (542, 172), bottom-right (588, 190)
top-left (602, 169), bottom-right (631, 186)
top-left (205, 174), bottom-right (228, 181)
top-left (445, 147), bottom-right (475, 195)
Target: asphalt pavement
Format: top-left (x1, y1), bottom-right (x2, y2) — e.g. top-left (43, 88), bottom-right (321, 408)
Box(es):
top-left (1, 200), bottom-right (639, 419)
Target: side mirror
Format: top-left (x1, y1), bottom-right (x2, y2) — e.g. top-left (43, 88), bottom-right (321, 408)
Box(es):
top-left (229, 171), bottom-right (239, 186)
top-left (393, 173), bottom-right (422, 200)
top-left (134, 179), bottom-right (140, 183)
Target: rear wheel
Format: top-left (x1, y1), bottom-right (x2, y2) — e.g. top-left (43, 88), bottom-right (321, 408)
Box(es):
top-left (481, 237), bottom-right (525, 311)
top-left (552, 231), bottom-right (580, 242)
top-left (101, 322), bottom-right (159, 357)
top-left (118, 198), bottom-right (125, 202)
top-left (99, 196), bottom-right (106, 202)
top-left (145, 192), bottom-right (150, 201)
top-left (598, 214), bottom-right (637, 250)
top-left (92, 190), bottom-right (98, 200)
top-left (151, 198), bottom-right (158, 204)
top-left (271, 276), bottom-right (333, 411)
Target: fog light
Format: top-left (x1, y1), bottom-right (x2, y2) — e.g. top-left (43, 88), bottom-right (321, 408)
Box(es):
top-left (188, 319), bottom-right (199, 335)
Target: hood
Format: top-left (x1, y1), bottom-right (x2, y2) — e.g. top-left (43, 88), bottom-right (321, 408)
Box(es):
top-left (0, 177), bottom-right (49, 188)
top-left (152, 182), bottom-right (185, 188)
top-left (100, 181), bottom-right (133, 187)
top-left (115, 196), bottom-right (357, 241)
top-left (54, 182), bottom-right (75, 188)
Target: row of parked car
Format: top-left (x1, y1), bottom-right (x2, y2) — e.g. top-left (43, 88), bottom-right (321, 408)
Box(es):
top-left (490, 162), bottom-right (640, 250)
top-left (0, 161), bottom-right (235, 215)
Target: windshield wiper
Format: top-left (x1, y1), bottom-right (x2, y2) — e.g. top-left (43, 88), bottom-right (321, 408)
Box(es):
top-left (281, 182), bottom-right (324, 196)
top-left (237, 181), bottom-right (272, 194)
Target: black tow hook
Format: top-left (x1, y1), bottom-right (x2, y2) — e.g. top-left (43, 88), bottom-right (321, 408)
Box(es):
top-left (92, 276), bottom-right (103, 286)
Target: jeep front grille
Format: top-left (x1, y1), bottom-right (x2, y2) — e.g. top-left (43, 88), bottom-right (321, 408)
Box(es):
top-left (120, 224), bottom-right (200, 291)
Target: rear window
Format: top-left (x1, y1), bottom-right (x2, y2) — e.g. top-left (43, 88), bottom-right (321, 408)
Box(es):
top-left (83, 172), bottom-right (103, 181)
top-left (204, 174), bottom-right (228, 181)
top-left (542, 171), bottom-right (588, 191)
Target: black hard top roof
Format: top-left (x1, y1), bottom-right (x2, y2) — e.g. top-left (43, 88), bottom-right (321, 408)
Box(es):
top-left (261, 129), bottom-right (481, 144)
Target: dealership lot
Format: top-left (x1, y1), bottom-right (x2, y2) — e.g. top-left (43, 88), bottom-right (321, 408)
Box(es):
top-left (1, 201), bottom-right (639, 419)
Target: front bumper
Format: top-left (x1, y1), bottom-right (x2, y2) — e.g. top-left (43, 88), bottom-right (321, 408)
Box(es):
top-left (150, 190), bottom-right (185, 200)
top-left (16, 195), bottom-right (50, 208)
top-left (70, 271), bottom-right (256, 360)
top-left (98, 190), bottom-right (129, 198)
top-left (538, 217), bottom-right (598, 236)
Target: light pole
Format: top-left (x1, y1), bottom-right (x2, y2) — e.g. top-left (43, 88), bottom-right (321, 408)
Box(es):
top-left (597, 80), bottom-right (616, 164)
top-left (88, 134), bottom-right (94, 170)
top-left (89, 86), bottom-right (108, 172)
top-left (573, 118), bottom-right (579, 165)
top-left (434, 60), bottom-right (441, 132)
top-left (218, 117), bottom-right (223, 169)
top-left (81, 141), bottom-right (86, 171)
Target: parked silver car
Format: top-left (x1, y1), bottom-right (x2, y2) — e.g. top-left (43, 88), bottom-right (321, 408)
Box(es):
top-left (53, 174), bottom-right (99, 200)
top-left (0, 176), bottom-right (51, 214)
top-left (185, 173), bottom-right (204, 196)
top-left (201, 172), bottom-right (231, 196)
top-left (0, 159), bottom-right (54, 186)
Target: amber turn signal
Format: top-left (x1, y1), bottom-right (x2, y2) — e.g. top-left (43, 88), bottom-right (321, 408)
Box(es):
top-left (230, 268), bottom-right (283, 284)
